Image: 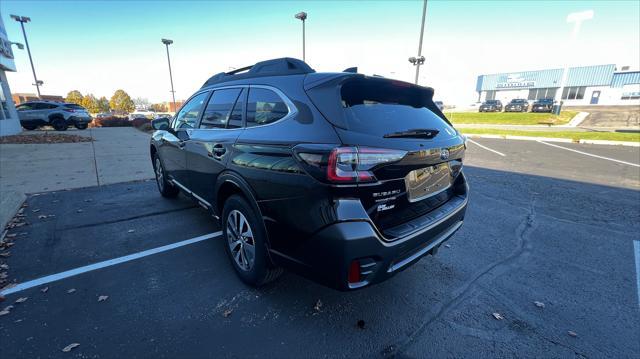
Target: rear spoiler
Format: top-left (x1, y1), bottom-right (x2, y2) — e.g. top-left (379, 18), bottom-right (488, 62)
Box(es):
top-left (303, 73), bottom-right (451, 128)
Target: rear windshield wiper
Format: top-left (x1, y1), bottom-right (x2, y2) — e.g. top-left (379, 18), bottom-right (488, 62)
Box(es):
top-left (383, 129), bottom-right (439, 139)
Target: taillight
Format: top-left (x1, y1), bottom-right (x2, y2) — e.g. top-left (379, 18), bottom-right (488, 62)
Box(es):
top-left (326, 146), bottom-right (406, 183)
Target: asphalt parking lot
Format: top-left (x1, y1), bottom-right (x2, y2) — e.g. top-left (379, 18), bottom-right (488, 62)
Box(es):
top-left (1, 139), bottom-right (639, 358)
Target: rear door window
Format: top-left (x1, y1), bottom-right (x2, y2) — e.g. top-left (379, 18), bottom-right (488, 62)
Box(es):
top-left (200, 88), bottom-right (242, 129)
top-left (246, 88), bottom-right (289, 127)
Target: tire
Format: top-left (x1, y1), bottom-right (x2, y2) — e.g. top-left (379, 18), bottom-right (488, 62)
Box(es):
top-left (75, 123), bottom-right (88, 130)
top-left (153, 154), bottom-right (179, 198)
top-left (222, 194), bottom-right (282, 287)
top-left (51, 118), bottom-right (68, 131)
top-left (22, 124), bottom-right (37, 131)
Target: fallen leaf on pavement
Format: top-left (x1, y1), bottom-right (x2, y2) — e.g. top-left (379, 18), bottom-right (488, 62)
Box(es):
top-left (492, 312), bottom-right (504, 320)
top-left (32, 209), bottom-right (40, 213)
top-left (98, 295), bottom-right (108, 302)
top-left (62, 343), bottom-right (80, 352)
top-left (6, 233), bottom-right (16, 238)
top-left (77, 209), bottom-right (83, 213)
top-left (41, 287), bottom-right (49, 293)
top-left (357, 320), bottom-right (366, 329)
top-left (38, 215), bottom-right (47, 219)
top-left (127, 229), bottom-right (135, 233)
top-left (568, 331), bottom-right (578, 337)
top-left (67, 288), bottom-right (76, 294)
top-left (15, 297), bottom-right (28, 303)
top-left (222, 309), bottom-right (233, 317)
top-left (0, 309), bottom-right (9, 316)
top-left (444, 244), bottom-right (451, 248)
top-left (534, 301), bottom-right (545, 308)
top-left (0, 264), bottom-right (8, 270)
top-left (314, 299), bottom-right (322, 312)
top-left (0, 252), bottom-right (10, 258)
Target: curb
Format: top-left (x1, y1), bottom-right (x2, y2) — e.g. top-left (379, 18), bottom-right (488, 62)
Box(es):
top-left (463, 133), bottom-right (640, 147)
top-left (0, 191), bottom-right (26, 231)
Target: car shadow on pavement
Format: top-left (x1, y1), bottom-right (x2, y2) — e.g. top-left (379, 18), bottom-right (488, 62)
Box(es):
top-left (0, 167), bottom-right (638, 358)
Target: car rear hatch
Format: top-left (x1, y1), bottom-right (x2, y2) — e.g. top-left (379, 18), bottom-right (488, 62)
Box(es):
top-left (303, 74), bottom-right (466, 238)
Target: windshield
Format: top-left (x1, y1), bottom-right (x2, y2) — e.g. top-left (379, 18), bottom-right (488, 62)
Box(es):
top-left (484, 100), bottom-right (498, 104)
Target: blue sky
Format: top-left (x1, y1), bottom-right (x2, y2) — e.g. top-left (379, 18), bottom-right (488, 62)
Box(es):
top-left (1, 0), bottom-right (638, 105)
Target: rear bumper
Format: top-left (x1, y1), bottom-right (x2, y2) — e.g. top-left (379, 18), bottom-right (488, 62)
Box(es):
top-left (271, 191), bottom-right (468, 291)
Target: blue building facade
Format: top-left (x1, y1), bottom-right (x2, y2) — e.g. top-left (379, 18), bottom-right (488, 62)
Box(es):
top-left (476, 64), bottom-right (640, 106)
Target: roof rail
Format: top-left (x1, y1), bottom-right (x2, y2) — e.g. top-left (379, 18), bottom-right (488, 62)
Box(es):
top-left (202, 57), bottom-right (315, 88)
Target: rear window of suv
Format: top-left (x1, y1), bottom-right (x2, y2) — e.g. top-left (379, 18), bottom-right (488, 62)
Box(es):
top-left (337, 78), bottom-right (456, 138)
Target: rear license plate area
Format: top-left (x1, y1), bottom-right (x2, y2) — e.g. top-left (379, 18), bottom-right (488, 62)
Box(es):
top-left (404, 163), bottom-right (452, 202)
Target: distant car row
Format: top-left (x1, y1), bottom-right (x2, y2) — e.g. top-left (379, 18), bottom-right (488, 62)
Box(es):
top-left (479, 99), bottom-right (555, 113)
top-left (16, 100), bottom-right (176, 131)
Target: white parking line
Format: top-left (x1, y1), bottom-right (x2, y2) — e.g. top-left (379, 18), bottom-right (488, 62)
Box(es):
top-left (537, 140), bottom-right (640, 168)
top-left (467, 139), bottom-right (506, 157)
top-left (635, 241), bottom-right (640, 308)
top-left (0, 231), bottom-right (223, 296)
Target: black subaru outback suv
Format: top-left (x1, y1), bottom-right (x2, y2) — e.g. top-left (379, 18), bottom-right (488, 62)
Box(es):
top-left (150, 58), bottom-right (468, 290)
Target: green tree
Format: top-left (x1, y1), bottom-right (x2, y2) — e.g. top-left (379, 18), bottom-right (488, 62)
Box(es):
top-left (65, 90), bottom-right (84, 105)
top-left (81, 94), bottom-right (100, 113)
top-left (109, 89), bottom-right (135, 114)
top-left (97, 96), bottom-right (110, 113)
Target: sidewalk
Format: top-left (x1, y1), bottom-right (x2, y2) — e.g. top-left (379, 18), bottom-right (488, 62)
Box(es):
top-left (0, 127), bottom-right (154, 227)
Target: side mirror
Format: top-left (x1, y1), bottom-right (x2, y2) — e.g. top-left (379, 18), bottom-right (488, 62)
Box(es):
top-left (151, 117), bottom-right (170, 131)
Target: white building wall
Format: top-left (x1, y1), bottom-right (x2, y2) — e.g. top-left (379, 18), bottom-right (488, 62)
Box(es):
top-left (0, 70), bottom-right (21, 136)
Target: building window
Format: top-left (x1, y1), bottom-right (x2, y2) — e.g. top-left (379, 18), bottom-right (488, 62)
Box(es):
top-left (528, 88), bottom-right (557, 101)
top-left (621, 84), bottom-right (640, 100)
top-left (485, 90), bottom-right (496, 100)
top-left (562, 86), bottom-right (586, 100)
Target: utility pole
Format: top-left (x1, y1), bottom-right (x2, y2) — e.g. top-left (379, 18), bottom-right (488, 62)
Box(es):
top-left (295, 12), bottom-right (308, 61)
top-left (408, 0), bottom-right (427, 85)
top-left (554, 10), bottom-right (594, 114)
top-left (161, 39), bottom-right (177, 112)
top-left (10, 15), bottom-right (42, 98)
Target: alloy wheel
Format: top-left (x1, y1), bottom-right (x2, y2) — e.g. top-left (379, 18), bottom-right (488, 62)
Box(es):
top-left (226, 210), bottom-right (255, 271)
top-left (155, 158), bottom-right (164, 192)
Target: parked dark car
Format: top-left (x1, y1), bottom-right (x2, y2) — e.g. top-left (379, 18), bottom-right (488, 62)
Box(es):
top-left (504, 99), bottom-right (529, 112)
top-left (479, 100), bottom-right (502, 112)
top-left (531, 98), bottom-right (554, 113)
top-left (149, 58), bottom-right (468, 291)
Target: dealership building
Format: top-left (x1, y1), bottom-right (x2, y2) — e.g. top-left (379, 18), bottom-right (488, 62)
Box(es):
top-left (476, 64), bottom-right (640, 106)
top-left (0, 13), bottom-right (21, 136)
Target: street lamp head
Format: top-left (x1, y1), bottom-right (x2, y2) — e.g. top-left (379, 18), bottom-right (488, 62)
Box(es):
top-left (161, 38), bottom-right (173, 45)
top-left (10, 15), bottom-right (31, 23)
top-left (295, 12), bottom-right (307, 21)
top-left (408, 57), bottom-right (417, 64)
top-left (567, 10), bottom-right (594, 23)
top-left (11, 42), bottom-right (25, 50)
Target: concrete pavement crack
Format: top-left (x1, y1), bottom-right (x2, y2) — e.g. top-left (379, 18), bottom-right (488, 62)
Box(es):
top-left (387, 197), bottom-right (538, 358)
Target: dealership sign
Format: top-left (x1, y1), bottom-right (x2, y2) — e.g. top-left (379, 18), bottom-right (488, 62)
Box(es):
top-left (496, 73), bottom-right (535, 89)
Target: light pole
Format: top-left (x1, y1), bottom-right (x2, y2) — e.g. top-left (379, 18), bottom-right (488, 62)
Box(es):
top-left (10, 15), bottom-right (42, 98)
top-left (161, 38), bottom-right (177, 112)
top-left (554, 10), bottom-right (594, 114)
top-left (408, 0), bottom-right (427, 85)
top-left (294, 11), bottom-right (307, 61)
